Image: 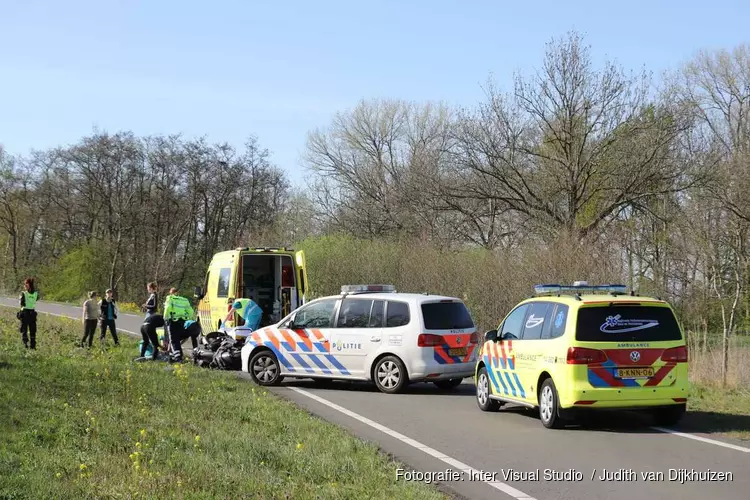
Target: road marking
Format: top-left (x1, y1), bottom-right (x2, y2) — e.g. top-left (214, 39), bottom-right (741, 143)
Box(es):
top-left (652, 426), bottom-right (750, 453)
top-left (289, 387), bottom-right (537, 500)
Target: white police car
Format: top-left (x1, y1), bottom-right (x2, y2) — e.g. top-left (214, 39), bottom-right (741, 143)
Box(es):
top-left (239, 285), bottom-right (480, 393)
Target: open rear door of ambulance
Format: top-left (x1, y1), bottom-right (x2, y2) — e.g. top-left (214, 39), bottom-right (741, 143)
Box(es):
top-left (295, 250), bottom-right (309, 305)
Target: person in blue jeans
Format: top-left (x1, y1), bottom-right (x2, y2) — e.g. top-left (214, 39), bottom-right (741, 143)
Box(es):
top-left (99, 288), bottom-right (120, 346)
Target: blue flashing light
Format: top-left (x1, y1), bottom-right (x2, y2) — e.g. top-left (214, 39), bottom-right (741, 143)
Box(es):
top-left (341, 284), bottom-right (396, 294)
top-left (534, 283), bottom-right (627, 296)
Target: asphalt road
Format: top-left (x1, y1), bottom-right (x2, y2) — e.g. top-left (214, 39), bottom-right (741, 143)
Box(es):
top-left (3, 297), bottom-right (750, 500)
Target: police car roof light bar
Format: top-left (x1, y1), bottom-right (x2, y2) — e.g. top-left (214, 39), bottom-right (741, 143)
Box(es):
top-left (340, 284), bottom-right (396, 295)
top-left (534, 283), bottom-right (628, 296)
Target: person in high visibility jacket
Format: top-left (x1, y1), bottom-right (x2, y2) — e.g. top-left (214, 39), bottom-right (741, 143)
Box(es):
top-left (18, 277), bottom-right (39, 349)
top-left (224, 298), bottom-right (263, 332)
top-left (163, 287), bottom-right (195, 362)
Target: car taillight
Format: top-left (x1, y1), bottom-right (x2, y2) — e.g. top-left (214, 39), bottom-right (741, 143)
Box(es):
top-left (566, 347), bottom-right (607, 364)
top-left (417, 334), bottom-right (444, 347)
top-left (469, 332), bottom-right (480, 344)
top-left (662, 346), bottom-right (688, 362)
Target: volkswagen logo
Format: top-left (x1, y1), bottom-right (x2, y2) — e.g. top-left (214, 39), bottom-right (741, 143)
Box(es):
top-left (630, 351), bottom-right (641, 363)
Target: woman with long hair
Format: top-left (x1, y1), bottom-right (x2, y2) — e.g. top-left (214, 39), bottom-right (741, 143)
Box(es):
top-left (19, 277), bottom-right (39, 349)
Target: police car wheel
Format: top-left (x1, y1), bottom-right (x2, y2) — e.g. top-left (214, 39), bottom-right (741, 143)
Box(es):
top-left (476, 367), bottom-right (501, 411)
top-left (249, 350), bottom-right (282, 386)
top-left (539, 378), bottom-right (563, 429)
top-left (434, 378), bottom-right (463, 390)
top-left (373, 356), bottom-right (407, 394)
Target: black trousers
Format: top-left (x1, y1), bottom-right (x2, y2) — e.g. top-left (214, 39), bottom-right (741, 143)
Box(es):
top-left (100, 319), bottom-right (119, 345)
top-left (140, 323), bottom-right (160, 358)
top-left (19, 309), bottom-right (37, 349)
top-left (167, 319), bottom-right (187, 360)
top-left (81, 319), bottom-right (97, 347)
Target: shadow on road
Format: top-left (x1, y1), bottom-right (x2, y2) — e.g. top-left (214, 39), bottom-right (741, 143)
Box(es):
top-left (540, 409), bottom-right (750, 438)
top-left (281, 378), bottom-right (477, 397)
top-left (675, 410), bottom-right (750, 438)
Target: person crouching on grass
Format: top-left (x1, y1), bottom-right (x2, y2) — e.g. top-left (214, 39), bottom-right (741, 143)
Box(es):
top-left (80, 291), bottom-right (98, 348)
top-left (99, 288), bottom-right (120, 347)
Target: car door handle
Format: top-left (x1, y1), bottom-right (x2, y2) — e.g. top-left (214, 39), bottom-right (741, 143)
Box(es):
top-left (370, 336), bottom-right (380, 342)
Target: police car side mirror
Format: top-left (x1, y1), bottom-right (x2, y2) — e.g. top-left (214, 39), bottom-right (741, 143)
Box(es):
top-left (484, 329), bottom-right (498, 342)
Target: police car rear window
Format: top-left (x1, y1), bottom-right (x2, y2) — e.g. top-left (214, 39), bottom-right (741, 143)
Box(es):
top-left (575, 305), bottom-right (682, 342)
top-left (421, 302), bottom-right (474, 330)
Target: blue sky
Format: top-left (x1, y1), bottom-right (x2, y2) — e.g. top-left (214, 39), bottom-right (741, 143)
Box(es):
top-left (1, 0), bottom-right (748, 186)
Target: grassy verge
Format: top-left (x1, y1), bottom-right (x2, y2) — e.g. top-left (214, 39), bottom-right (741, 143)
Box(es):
top-left (0, 309), bottom-right (446, 499)
top-left (684, 384), bottom-right (750, 441)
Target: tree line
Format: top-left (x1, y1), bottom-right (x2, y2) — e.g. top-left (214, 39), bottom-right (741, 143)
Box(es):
top-left (1, 31), bottom-right (749, 382)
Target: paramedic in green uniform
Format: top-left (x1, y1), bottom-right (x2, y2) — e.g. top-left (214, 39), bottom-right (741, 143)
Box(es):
top-left (224, 298), bottom-right (263, 332)
top-left (163, 287), bottom-right (195, 362)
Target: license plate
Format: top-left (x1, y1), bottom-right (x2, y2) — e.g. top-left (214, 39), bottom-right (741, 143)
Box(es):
top-left (615, 367), bottom-right (654, 379)
top-left (449, 347), bottom-right (467, 357)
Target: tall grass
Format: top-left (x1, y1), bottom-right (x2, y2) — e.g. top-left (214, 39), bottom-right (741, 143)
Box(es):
top-left (687, 333), bottom-right (750, 388)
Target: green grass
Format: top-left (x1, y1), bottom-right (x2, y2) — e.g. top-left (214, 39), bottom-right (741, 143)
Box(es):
top-left (0, 309), bottom-right (447, 499)
top-left (684, 384), bottom-right (750, 441)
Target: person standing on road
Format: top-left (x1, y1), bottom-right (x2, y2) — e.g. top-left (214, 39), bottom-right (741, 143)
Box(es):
top-left (163, 287), bottom-right (194, 363)
top-left (99, 288), bottom-right (120, 346)
top-left (80, 291), bottom-right (99, 348)
top-left (18, 277), bottom-right (39, 349)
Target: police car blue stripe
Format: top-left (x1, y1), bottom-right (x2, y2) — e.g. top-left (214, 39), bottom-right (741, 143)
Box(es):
top-left (281, 342), bottom-right (295, 352)
top-left (290, 353), bottom-right (315, 373)
top-left (324, 354), bottom-right (350, 376)
top-left (307, 354), bottom-right (332, 374)
top-left (503, 372), bottom-right (517, 397)
top-left (314, 343), bottom-right (328, 353)
top-left (512, 373), bottom-right (526, 398)
top-left (296, 340), bottom-right (312, 352)
top-left (265, 344), bottom-right (295, 372)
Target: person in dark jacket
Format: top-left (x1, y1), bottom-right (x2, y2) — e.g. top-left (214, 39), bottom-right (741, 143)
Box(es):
top-left (19, 278), bottom-right (39, 349)
top-left (139, 313), bottom-right (164, 360)
top-left (141, 282), bottom-right (158, 320)
top-left (99, 288), bottom-right (120, 346)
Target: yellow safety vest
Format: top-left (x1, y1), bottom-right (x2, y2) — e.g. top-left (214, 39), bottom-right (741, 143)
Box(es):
top-left (165, 295), bottom-right (193, 321)
top-left (22, 291), bottom-right (38, 310)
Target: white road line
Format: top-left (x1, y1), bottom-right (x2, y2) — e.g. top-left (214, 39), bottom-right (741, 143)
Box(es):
top-left (652, 426), bottom-right (750, 453)
top-left (289, 387), bottom-right (537, 500)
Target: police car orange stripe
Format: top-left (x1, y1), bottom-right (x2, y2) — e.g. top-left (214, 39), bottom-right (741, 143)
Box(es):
top-left (264, 328), bottom-right (281, 350)
top-left (279, 329), bottom-right (297, 350)
top-left (310, 328), bottom-right (330, 353)
top-left (292, 329), bottom-right (313, 352)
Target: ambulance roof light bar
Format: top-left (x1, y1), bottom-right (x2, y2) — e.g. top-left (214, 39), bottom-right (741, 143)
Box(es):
top-left (341, 284), bottom-right (396, 295)
top-left (534, 282), bottom-right (628, 297)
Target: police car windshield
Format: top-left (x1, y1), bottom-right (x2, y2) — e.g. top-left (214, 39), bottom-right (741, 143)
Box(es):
top-left (421, 302), bottom-right (474, 330)
top-left (576, 305), bottom-right (683, 342)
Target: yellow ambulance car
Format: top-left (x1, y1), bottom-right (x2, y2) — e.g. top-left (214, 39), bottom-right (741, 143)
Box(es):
top-left (474, 282), bottom-right (689, 429)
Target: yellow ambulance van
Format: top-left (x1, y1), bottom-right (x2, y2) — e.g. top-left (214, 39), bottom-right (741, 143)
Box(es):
top-left (193, 247), bottom-right (309, 334)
